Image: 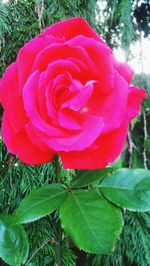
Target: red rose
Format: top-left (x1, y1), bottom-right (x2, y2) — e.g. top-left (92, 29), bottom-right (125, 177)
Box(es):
top-left (0, 18), bottom-right (146, 169)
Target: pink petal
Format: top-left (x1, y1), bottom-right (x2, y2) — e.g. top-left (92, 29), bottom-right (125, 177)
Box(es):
top-left (127, 85), bottom-right (147, 120)
top-left (36, 71), bottom-right (51, 122)
top-left (25, 122), bottom-right (51, 151)
top-left (43, 17), bottom-right (105, 43)
top-left (41, 115), bottom-right (104, 152)
top-left (17, 34), bottom-right (55, 94)
top-left (61, 119), bottom-right (128, 169)
top-left (44, 59), bottom-right (82, 80)
top-left (114, 59), bottom-right (134, 83)
top-left (32, 43), bottom-right (98, 83)
top-left (87, 70), bottom-right (128, 133)
top-left (58, 110), bottom-right (82, 130)
top-left (1, 113), bottom-right (54, 164)
top-left (46, 72), bottom-right (73, 124)
top-left (0, 63), bottom-right (28, 132)
top-left (23, 70), bottom-right (67, 137)
top-left (68, 35), bottom-right (114, 93)
top-left (62, 81), bottom-right (94, 111)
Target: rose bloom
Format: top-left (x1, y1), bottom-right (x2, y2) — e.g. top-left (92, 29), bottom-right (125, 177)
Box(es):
top-left (0, 18), bottom-right (146, 169)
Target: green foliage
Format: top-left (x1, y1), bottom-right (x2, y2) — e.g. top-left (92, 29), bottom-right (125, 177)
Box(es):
top-left (119, 0), bottom-right (134, 50)
top-left (0, 152), bottom-right (76, 265)
top-left (92, 211), bottom-right (150, 266)
top-left (130, 74), bottom-right (150, 170)
top-left (25, 216), bottom-right (76, 266)
top-left (0, 215), bottom-right (29, 266)
top-left (70, 167), bottom-right (112, 188)
top-left (134, 2), bottom-right (150, 37)
top-left (60, 189), bottom-right (122, 254)
top-left (0, 0), bottom-right (39, 76)
top-left (43, 0), bottom-right (99, 32)
top-left (15, 184), bottom-right (68, 224)
top-left (100, 168), bottom-right (150, 211)
top-left (133, 74), bottom-right (150, 110)
top-left (98, 0), bottom-right (134, 49)
top-left (98, 0), bottom-right (149, 52)
top-left (0, 2), bottom-right (10, 49)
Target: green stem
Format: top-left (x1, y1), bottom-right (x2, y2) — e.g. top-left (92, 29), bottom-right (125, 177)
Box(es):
top-left (54, 155), bottom-right (62, 266)
top-left (55, 219), bottom-right (62, 266)
top-left (54, 155), bottom-right (61, 183)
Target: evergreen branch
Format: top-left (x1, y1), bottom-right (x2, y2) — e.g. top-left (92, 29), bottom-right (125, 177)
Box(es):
top-left (25, 237), bottom-right (54, 265)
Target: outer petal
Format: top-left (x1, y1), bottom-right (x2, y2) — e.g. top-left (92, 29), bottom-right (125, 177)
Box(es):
top-left (0, 63), bottom-right (28, 132)
top-left (17, 34), bottom-right (56, 93)
top-left (114, 59), bottom-right (134, 83)
top-left (127, 86), bottom-right (147, 121)
top-left (61, 120), bottom-right (128, 169)
top-left (1, 113), bottom-right (54, 165)
top-left (43, 17), bottom-right (105, 44)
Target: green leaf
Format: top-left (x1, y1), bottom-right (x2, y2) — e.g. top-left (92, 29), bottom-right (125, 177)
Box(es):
top-left (110, 157), bottom-right (122, 170)
top-left (60, 189), bottom-right (122, 254)
top-left (15, 183), bottom-right (68, 224)
top-left (100, 168), bottom-right (150, 211)
top-left (70, 168), bottom-right (112, 188)
top-left (0, 215), bottom-right (29, 266)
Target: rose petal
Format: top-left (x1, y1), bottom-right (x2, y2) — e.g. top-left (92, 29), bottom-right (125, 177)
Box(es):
top-left (114, 59), bottom-right (134, 83)
top-left (58, 110), bottom-right (82, 130)
top-left (17, 34), bottom-right (55, 94)
top-left (32, 43), bottom-right (98, 83)
top-left (25, 121), bottom-right (55, 153)
top-left (1, 113), bottom-right (54, 164)
top-left (0, 63), bottom-right (28, 132)
top-left (41, 115), bottom-right (104, 152)
top-left (45, 59), bottom-right (82, 80)
top-left (23, 70), bottom-right (67, 137)
top-left (61, 119), bottom-right (128, 169)
top-left (87, 70), bottom-right (128, 133)
top-left (43, 17), bottom-right (105, 43)
top-left (68, 35), bottom-right (114, 93)
top-left (46, 72), bottom-right (75, 122)
top-left (62, 81), bottom-right (94, 111)
top-left (127, 85), bottom-right (147, 120)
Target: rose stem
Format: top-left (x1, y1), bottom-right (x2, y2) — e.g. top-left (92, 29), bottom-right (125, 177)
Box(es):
top-left (54, 155), bottom-right (62, 266)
